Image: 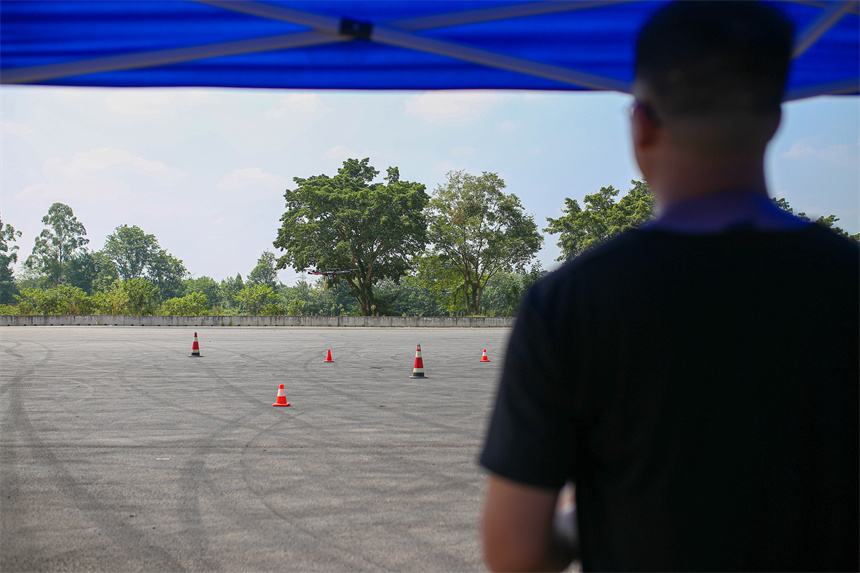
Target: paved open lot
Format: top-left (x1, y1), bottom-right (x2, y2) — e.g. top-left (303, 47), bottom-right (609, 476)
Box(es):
top-left (1, 326), bottom-right (512, 572)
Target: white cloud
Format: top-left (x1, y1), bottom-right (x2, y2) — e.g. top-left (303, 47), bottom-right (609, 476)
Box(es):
top-left (16, 147), bottom-right (185, 202)
top-left (266, 93), bottom-right (330, 119)
top-left (0, 120), bottom-right (36, 138)
top-left (217, 167), bottom-right (288, 191)
top-left (781, 140), bottom-right (857, 166)
top-left (404, 91), bottom-right (509, 124)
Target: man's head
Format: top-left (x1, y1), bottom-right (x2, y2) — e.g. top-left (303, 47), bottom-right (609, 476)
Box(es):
top-left (631, 1), bottom-right (794, 199)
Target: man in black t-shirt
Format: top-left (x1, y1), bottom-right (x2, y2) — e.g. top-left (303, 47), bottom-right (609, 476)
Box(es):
top-left (480, 3), bottom-right (859, 571)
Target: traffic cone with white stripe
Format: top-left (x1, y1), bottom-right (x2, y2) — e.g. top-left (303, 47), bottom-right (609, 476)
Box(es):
top-left (190, 332), bottom-right (202, 357)
top-left (480, 349), bottom-right (490, 362)
top-left (409, 344), bottom-right (426, 378)
top-left (272, 384), bottom-right (291, 407)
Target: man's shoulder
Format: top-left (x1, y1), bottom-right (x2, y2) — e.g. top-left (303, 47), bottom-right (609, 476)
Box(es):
top-left (533, 225), bottom-right (858, 301)
top-left (540, 230), bottom-right (658, 287)
top-left (524, 230), bottom-right (653, 316)
top-left (802, 223), bottom-right (860, 257)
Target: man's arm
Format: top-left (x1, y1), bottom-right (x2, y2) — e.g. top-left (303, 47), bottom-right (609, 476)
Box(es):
top-left (482, 474), bottom-right (575, 572)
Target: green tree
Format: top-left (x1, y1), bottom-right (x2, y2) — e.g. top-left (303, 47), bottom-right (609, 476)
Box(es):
top-left (13, 284), bottom-right (93, 315)
top-left (92, 278), bottom-right (157, 315)
top-left (183, 276), bottom-right (221, 308)
top-left (235, 283), bottom-right (277, 315)
top-left (64, 250), bottom-right (118, 294)
top-left (274, 158), bottom-right (430, 316)
top-left (480, 264), bottom-right (548, 317)
top-left (426, 170), bottom-right (543, 315)
top-left (219, 273), bottom-right (244, 310)
top-left (772, 197), bottom-right (859, 242)
top-left (248, 250), bottom-right (279, 287)
top-left (147, 249), bottom-right (187, 300)
top-left (25, 203), bottom-right (89, 285)
top-left (91, 281), bottom-right (129, 315)
top-left (374, 277), bottom-right (443, 317)
top-left (122, 278), bottom-right (157, 315)
top-left (102, 225), bottom-right (186, 300)
top-left (0, 215), bottom-right (22, 304)
top-left (545, 180), bottom-right (655, 261)
top-left (161, 292), bottom-right (208, 316)
top-left (102, 224), bottom-right (159, 280)
top-left (410, 254), bottom-right (468, 316)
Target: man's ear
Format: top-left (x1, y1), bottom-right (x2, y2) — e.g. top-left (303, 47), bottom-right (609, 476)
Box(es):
top-left (631, 102), bottom-right (661, 150)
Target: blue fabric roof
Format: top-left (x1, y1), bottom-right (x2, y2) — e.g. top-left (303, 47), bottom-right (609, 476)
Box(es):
top-left (2, 1), bottom-right (858, 100)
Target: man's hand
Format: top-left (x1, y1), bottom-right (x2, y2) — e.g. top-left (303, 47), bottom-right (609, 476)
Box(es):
top-left (482, 474), bottom-right (575, 572)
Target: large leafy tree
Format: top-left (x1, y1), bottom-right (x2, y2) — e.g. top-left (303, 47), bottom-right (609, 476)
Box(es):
top-left (0, 215), bottom-right (22, 304)
top-left (102, 224), bottom-right (159, 280)
top-left (25, 203), bottom-right (89, 285)
top-left (102, 224), bottom-right (187, 300)
top-left (426, 170), bottom-right (543, 316)
top-left (274, 158), bottom-right (429, 316)
top-left (235, 283), bottom-right (278, 315)
top-left (248, 250), bottom-right (279, 288)
top-left (92, 278), bottom-right (157, 315)
top-left (545, 180), bottom-right (654, 261)
top-left (64, 250), bottom-right (118, 294)
top-left (183, 276), bottom-right (221, 308)
top-left (147, 249), bottom-right (186, 300)
top-left (219, 273), bottom-right (244, 310)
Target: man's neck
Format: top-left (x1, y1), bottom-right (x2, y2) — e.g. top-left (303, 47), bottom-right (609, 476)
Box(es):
top-left (650, 150), bottom-right (769, 212)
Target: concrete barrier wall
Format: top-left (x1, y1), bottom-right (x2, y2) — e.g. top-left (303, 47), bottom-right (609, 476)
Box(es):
top-left (0, 315), bottom-right (514, 327)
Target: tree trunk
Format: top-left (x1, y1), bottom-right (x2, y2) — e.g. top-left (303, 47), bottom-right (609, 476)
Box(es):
top-left (351, 278), bottom-right (377, 316)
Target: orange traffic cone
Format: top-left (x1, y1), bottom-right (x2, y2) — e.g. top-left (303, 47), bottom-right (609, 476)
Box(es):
top-left (272, 384), bottom-right (291, 407)
top-left (324, 349), bottom-right (333, 363)
top-left (190, 332), bottom-right (201, 357)
top-left (409, 344), bottom-right (426, 378)
top-left (480, 349), bottom-right (490, 362)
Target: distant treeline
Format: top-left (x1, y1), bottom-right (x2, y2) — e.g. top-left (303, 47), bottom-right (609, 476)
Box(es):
top-left (1, 159), bottom-right (855, 317)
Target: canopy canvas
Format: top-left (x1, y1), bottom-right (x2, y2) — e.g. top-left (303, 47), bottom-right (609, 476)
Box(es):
top-left (1, 1), bottom-right (858, 101)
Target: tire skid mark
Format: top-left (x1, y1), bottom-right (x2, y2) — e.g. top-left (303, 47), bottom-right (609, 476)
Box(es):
top-left (0, 339), bottom-right (53, 397)
top-left (118, 336), bottom-right (309, 570)
top-left (0, 357), bottom-right (186, 572)
top-left (74, 333), bottom-right (478, 570)
top-left (235, 414), bottom-right (480, 570)
top-left (229, 422), bottom-right (398, 572)
top-left (118, 344), bottom-right (260, 428)
top-left (216, 344), bottom-right (474, 438)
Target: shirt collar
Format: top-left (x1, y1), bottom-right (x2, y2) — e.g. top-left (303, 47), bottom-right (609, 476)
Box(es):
top-left (644, 191), bottom-right (811, 234)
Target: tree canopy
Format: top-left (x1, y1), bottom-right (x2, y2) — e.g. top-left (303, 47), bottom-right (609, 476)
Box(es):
top-left (3, 180), bottom-right (857, 318)
top-left (248, 251), bottom-right (279, 288)
top-left (102, 224), bottom-right (187, 299)
top-left (545, 180), bottom-right (654, 261)
top-left (25, 203), bottom-right (89, 286)
top-left (425, 170), bottom-right (542, 315)
top-left (0, 214), bottom-right (22, 304)
top-left (274, 158), bottom-right (429, 315)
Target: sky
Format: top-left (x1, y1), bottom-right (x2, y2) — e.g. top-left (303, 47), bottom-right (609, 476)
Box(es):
top-left (1, 86), bottom-right (857, 286)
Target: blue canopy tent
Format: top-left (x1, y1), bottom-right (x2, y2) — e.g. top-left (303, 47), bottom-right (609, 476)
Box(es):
top-left (1, 1), bottom-right (858, 101)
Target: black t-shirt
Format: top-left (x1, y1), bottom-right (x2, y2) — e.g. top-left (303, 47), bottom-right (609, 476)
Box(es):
top-left (481, 225), bottom-right (859, 571)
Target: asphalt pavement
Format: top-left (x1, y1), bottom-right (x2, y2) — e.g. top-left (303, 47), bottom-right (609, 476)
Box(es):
top-left (0, 326), bottom-right (513, 572)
